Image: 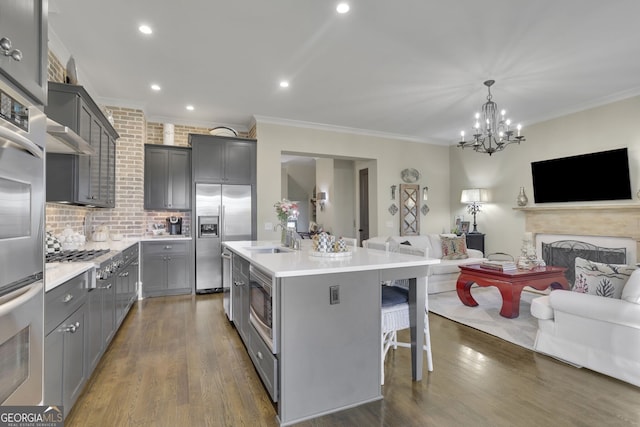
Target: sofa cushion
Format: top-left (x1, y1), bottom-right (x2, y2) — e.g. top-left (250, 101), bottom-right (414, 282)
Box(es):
top-left (573, 257), bottom-right (636, 299)
top-left (440, 235), bottom-right (468, 260)
top-left (622, 268), bottom-right (640, 304)
top-left (381, 285), bottom-right (409, 307)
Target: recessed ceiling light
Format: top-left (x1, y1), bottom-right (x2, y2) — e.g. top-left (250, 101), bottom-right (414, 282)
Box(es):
top-left (336, 3), bottom-right (350, 14)
top-left (186, 105), bottom-right (194, 111)
top-left (139, 24), bottom-right (152, 35)
top-left (279, 81), bottom-right (290, 88)
top-left (150, 84), bottom-right (161, 91)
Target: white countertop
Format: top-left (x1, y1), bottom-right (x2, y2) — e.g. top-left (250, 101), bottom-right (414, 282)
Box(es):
top-left (223, 240), bottom-right (440, 277)
top-left (44, 235), bottom-right (189, 292)
top-left (45, 262), bottom-right (94, 292)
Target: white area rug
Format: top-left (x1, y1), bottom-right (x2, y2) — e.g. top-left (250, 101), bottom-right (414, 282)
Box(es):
top-left (428, 287), bottom-right (540, 350)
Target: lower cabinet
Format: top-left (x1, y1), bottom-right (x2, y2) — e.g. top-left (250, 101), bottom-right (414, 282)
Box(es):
top-left (44, 270), bottom-right (90, 416)
top-left (45, 244), bottom-right (140, 419)
top-left (232, 254), bottom-right (250, 343)
top-left (141, 240), bottom-right (191, 297)
top-left (86, 286), bottom-right (103, 373)
top-left (117, 244), bottom-right (139, 326)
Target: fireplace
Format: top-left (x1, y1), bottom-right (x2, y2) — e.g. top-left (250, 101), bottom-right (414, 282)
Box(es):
top-left (518, 204), bottom-right (640, 285)
top-left (536, 234), bottom-right (633, 285)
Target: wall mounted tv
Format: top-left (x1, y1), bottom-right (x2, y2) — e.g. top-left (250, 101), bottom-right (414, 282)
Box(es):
top-left (531, 148), bottom-right (632, 203)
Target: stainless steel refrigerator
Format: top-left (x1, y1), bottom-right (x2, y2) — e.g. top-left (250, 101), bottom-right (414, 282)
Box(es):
top-left (195, 183), bottom-right (252, 293)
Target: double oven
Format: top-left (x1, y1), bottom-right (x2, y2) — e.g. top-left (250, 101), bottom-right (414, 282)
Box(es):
top-left (0, 77), bottom-right (46, 405)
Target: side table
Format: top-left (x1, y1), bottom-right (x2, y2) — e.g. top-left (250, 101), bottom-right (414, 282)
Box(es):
top-left (465, 233), bottom-right (485, 253)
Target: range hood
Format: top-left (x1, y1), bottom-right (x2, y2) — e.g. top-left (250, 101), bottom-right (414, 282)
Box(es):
top-left (46, 118), bottom-right (95, 155)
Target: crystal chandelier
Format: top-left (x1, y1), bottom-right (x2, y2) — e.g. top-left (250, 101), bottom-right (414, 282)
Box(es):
top-left (458, 80), bottom-right (525, 155)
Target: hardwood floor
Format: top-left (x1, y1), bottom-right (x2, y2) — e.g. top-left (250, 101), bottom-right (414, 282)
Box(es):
top-left (65, 294), bottom-right (640, 427)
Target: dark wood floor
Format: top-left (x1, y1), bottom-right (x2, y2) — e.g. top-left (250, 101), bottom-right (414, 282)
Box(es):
top-left (65, 293), bottom-right (640, 427)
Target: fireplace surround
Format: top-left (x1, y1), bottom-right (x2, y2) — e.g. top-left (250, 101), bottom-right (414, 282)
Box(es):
top-left (516, 204), bottom-right (640, 255)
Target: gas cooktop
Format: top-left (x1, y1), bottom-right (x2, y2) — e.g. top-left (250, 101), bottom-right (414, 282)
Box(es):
top-left (45, 249), bottom-right (111, 263)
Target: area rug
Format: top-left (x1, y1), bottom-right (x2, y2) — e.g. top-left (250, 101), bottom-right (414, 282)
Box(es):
top-left (428, 287), bottom-right (540, 350)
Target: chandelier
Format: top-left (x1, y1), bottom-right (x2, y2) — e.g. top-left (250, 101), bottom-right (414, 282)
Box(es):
top-left (458, 80), bottom-right (525, 155)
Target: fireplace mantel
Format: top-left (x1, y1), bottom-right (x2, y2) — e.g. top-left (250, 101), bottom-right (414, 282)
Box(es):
top-left (515, 204), bottom-right (640, 253)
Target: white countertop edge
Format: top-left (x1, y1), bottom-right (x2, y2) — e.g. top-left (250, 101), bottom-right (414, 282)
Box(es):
top-left (45, 262), bottom-right (94, 292)
top-left (138, 235), bottom-right (192, 241)
top-left (223, 240), bottom-right (440, 278)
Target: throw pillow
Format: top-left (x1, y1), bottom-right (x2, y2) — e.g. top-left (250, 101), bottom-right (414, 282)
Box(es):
top-left (622, 268), bottom-right (640, 304)
top-left (440, 236), bottom-right (468, 260)
top-left (573, 257), bottom-right (636, 299)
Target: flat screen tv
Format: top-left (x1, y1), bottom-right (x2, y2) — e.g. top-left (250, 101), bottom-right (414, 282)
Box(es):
top-left (531, 148), bottom-right (632, 203)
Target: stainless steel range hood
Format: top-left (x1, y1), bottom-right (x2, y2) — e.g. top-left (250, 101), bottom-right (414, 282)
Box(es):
top-left (45, 118), bottom-right (95, 155)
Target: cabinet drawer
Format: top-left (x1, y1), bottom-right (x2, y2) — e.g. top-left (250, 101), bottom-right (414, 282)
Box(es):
top-left (142, 241), bottom-right (188, 256)
top-left (45, 271), bottom-right (89, 335)
top-left (249, 323), bottom-right (278, 402)
top-left (122, 243), bottom-right (139, 263)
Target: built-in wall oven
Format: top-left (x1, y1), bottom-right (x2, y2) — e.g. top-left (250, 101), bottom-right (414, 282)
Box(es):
top-left (249, 265), bottom-right (277, 353)
top-left (0, 77), bottom-right (46, 405)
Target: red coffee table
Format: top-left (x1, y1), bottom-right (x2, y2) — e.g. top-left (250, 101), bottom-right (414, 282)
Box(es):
top-left (456, 264), bottom-right (569, 318)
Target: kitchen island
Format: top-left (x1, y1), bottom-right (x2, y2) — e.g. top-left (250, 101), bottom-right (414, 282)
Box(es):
top-left (223, 241), bottom-right (439, 426)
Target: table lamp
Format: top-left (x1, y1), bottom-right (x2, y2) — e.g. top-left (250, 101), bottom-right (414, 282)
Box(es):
top-left (460, 188), bottom-right (489, 233)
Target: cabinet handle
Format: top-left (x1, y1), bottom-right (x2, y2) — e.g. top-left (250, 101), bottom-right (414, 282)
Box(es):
top-left (62, 321), bottom-right (81, 333)
top-left (164, 246), bottom-right (172, 249)
top-left (0, 37), bottom-right (22, 62)
top-left (62, 294), bottom-right (74, 303)
top-left (99, 283), bottom-right (112, 290)
top-left (256, 351), bottom-right (264, 360)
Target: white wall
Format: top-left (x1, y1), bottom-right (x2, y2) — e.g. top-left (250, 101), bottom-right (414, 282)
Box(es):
top-left (450, 95), bottom-right (640, 257)
top-left (255, 122), bottom-right (450, 241)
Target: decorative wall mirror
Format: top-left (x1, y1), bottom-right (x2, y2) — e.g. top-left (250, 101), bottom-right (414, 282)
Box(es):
top-left (400, 184), bottom-right (420, 236)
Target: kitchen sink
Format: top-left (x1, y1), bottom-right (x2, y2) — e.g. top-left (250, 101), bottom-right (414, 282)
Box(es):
top-left (244, 246), bottom-right (293, 254)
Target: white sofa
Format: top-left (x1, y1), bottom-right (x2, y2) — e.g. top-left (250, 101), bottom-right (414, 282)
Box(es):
top-left (531, 286), bottom-right (640, 388)
top-left (363, 234), bottom-right (486, 294)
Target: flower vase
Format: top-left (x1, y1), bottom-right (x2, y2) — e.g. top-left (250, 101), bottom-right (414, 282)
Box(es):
top-left (516, 187), bottom-right (529, 207)
top-left (280, 221), bottom-right (287, 246)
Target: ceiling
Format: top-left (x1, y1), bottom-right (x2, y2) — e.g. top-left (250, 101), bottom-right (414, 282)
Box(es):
top-left (48, 0), bottom-right (640, 145)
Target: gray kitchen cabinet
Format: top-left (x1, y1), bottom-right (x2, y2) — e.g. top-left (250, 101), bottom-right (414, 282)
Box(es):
top-left (44, 270), bottom-right (90, 417)
top-left (45, 82), bottom-right (119, 207)
top-left (86, 287), bottom-right (103, 373)
top-left (87, 261), bottom-right (118, 370)
top-left (144, 145), bottom-right (191, 210)
top-left (141, 241), bottom-right (191, 297)
top-left (190, 134), bottom-right (256, 184)
top-left (231, 253), bottom-right (250, 344)
top-left (116, 244), bottom-right (139, 326)
top-left (0, 0), bottom-right (48, 104)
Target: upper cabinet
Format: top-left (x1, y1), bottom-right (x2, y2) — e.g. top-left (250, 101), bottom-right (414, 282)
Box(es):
top-left (190, 134), bottom-right (256, 184)
top-left (45, 82), bottom-right (119, 207)
top-left (0, 0), bottom-right (48, 105)
top-left (144, 145), bottom-right (192, 211)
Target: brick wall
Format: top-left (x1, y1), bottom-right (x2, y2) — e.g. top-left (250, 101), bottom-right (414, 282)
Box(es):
top-left (45, 51), bottom-right (253, 240)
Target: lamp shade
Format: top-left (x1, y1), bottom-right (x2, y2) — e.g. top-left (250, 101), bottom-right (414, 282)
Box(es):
top-left (460, 188), bottom-right (489, 203)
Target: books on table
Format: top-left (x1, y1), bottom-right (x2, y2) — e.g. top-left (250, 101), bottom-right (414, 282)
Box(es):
top-left (481, 260), bottom-right (518, 271)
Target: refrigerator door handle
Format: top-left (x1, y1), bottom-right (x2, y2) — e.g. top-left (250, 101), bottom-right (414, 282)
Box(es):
top-left (221, 204), bottom-right (225, 240)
